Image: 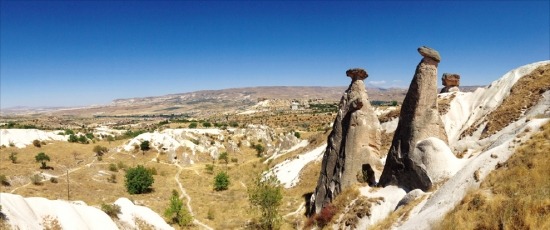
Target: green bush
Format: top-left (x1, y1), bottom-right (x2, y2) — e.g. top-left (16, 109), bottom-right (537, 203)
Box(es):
top-left (254, 144), bottom-right (265, 157)
top-left (188, 122), bottom-right (198, 128)
top-left (101, 203), bottom-right (121, 219)
top-left (125, 165), bottom-right (154, 194)
top-left (64, 129), bottom-right (75, 135)
top-left (214, 171), bottom-right (230, 191)
top-left (218, 152), bottom-right (229, 164)
top-left (164, 190), bottom-right (192, 227)
top-left (68, 134), bottom-right (78, 143)
top-left (248, 174), bottom-right (283, 230)
top-left (85, 133), bottom-right (94, 140)
top-left (77, 135), bottom-right (89, 144)
top-left (9, 152), bottom-right (17, 164)
top-left (140, 140), bottom-right (150, 153)
top-left (294, 132), bottom-right (301, 139)
top-left (202, 122), bottom-right (212, 128)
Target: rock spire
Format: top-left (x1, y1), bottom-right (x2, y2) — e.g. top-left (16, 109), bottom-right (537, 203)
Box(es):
top-left (378, 46), bottom-right (448, 191)
top-left (307, 68), bottom-right (381, 216)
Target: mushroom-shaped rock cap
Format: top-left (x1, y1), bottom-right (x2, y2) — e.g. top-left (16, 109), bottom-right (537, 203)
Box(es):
top-left (418, 46), bottom-right (441, 63)
top-left (346, 68), bottom-right (368, 80)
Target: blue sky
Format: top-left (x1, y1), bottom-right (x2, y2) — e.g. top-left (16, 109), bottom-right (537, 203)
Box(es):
top-left (1, 1), bottom-right (549, 108)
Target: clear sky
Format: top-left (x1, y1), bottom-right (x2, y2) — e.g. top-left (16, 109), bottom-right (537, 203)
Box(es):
top-left (1, 1), bottom-right (549, 108)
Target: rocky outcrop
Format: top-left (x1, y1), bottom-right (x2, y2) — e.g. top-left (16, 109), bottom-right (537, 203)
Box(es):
top-left (378, 46), bottom-right (449, 191)
top-left (440, 73), bottom-right (460, 93)
top-left (308, 68), bottom-right (381, 216)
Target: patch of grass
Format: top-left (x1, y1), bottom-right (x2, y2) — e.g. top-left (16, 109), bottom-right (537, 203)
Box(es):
top-left (370, 195), bottom-right (426, 230)
top-left (437, 121), bottom-right (550, 229)
top-left (378, 107), bottom-right (401, 123)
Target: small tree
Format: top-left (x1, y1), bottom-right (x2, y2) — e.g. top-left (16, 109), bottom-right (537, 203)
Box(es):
top-left (164, 190), bottom-right (192, 227)
top-left (140, 140), bottom-right (150, 155)
top-left (248, 174), bottom-right (283, 230)
top-left (213, 171), bottom-right (230, 191)
top-left (125, 165), bottom-right (154, 194)
top-left (9, 152), bottom-right (17, 164)
top-left (35, 152), bottom-right (50, 169)
top-left (93, 145), bottom-right (109, 156)
top-left (218, 152), bottom-right (229, 164)
top-left (68, 134), bottom-right (78, 143)
top-left (254, 144), bottom-right (265, 157)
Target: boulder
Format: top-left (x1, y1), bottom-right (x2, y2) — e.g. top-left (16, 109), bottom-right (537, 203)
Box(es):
top-left (308, 68), bottom-right (381, 216)
top-left (441, 73), bottom-right (461, 93)
top-left (378, 46), bottom-right (449, 191)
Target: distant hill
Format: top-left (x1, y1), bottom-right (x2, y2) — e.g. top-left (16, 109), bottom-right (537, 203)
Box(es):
top-left (1, 85), bottom-right (483, 116)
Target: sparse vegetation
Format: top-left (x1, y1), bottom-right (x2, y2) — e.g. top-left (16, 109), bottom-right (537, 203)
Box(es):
top-left (164, 190), bottom-right (193, 227)
top-left (213, 171), bottom-right (230, 191)
top-left (437, 121), bottom-right (550, 229)
top-left (253, 144), bottom-right (265, 157)
top-left (101, 203), bottom-right (121, 219)
top-left (9, 151), bottom-right (18, 163)
top-left (0, 175), bottom-right (10, 186)
top-left (35, 152), bottom-right (51, 169)
top-left (33, 139), bottom-right (41, 147)
top-left (108, 163), bottom-right (118, 172)
top-left (218, 152), bottom-right (229, 164)
top-left (125, 165), bottom-right (154, 194)
top-left (248, 174), bottom-right (283, 230)
top-left (30, 174), bottom-right (43, 185)
top-left (93, 145), bottom-right (108, 156)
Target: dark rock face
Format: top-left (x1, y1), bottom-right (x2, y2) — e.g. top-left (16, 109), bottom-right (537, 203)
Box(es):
top-left (441, 73), bottom-right (461, 93)
top-left (378, 46), bottom-right (448, 191)
top-left (308, 68), bottom-right (381, 216)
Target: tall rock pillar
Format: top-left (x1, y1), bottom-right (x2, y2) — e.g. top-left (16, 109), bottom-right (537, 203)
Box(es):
top-left (307, 68), bottom-right (381, 216)
top-left (378, 46), bottom-right (449, 191)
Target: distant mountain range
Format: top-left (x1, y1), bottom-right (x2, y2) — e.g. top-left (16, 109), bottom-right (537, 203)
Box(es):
top-left (0, 85), bottom-right (483, 116)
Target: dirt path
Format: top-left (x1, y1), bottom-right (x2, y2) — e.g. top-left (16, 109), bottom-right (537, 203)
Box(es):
top-left (173, 163), bottom-right (213, 230)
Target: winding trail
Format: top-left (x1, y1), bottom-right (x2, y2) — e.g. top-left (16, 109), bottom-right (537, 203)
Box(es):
top-left (173, 163), bottom-right (213, 230)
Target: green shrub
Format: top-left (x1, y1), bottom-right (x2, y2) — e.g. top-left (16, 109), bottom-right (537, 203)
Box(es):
top-left (202, 122), bottom-right (212, 128)
top-left (125, 165), bottom-right (154, 194)
top-left (140, 141), bottom-right (150, 154)
top-left (68, 134), bottom-right (78, 143)
top-left (85, 133), bottom-right (94, 140)
top-left (254, 144), bottom-right (265, 157)
top-left (64, 129), bottom-right (75, 135)
top-left (9, 152), bottom-right (17, 164)
top-left (164, 190), bottom-right (192, 227)
top-left (188, 122), bottom-right (198, 128)
top-left (218, 152), bottom-right (229, 164)
top-left (248, 174), bottom-right (283, 230)
top-left (294, 132), bottom-right (301, 139)
top-left (214, 171), bottom-right (230, 191)
top-left (101, 203), bottom-right (121, 219)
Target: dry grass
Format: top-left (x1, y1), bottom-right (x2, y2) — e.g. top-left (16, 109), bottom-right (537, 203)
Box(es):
top-left (437, 93), bottom-right (456, 115)
top-left (378, 107), bottom-right (401, 123)
top-left (370, 194), bottom-right (427, 230)
top-left (436, 121), bottom-right (550, 230)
